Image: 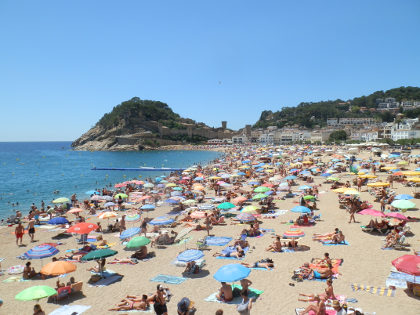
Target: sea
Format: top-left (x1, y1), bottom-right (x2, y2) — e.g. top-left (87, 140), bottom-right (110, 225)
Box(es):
top-left (0, 142), bottom-right (222, 219)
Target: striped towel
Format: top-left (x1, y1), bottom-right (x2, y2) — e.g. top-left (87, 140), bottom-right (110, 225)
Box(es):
top-left (351, 284), bottom-right (395, 297)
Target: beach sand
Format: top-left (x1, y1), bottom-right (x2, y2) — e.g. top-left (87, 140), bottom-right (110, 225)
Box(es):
top-left (0, 149), bottom-right (419, 315)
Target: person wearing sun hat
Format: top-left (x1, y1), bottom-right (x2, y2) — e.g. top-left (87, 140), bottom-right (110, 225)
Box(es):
top-left (177, 297), bottom-right (196, 314)
top-left (332, 299), bottom-right (347, 315)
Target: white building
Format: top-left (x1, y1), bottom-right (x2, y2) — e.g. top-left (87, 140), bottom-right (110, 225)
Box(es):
top-left (232, 135), bottom-right (248, 144)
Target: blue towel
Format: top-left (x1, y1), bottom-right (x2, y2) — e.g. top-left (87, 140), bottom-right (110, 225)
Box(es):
top-left (281, 248), bottom-right (295, 253)
top-left (90, 274), bottom-right (122, 287)
top-left (250, 267), bottom-right (273, 271)
top-left (205, 236), bottom-right (232, 246)
top-left (323, 241), bottom-right (349, 246)
top-left (150, 274), bottom-right (187, 285)
top-left (388, 272), bottom-right (420, 283)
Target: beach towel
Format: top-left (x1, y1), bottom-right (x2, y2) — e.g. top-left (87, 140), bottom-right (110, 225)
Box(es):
top-left (322, 241), bottom-right (349, 246)
top-left (205, 236), bottom-right (232, 246)
top-left (216, 246), bottom-right (249, 260)
top-left (91, 269), bottom-right (116, 277)
top-left (385, 271), bottom-right (420, 288)
top-left (48, 305), bottom-right (91, 315)
top-left (116, 309), bottom-right (153, 313)
top-left (351, 284), bottom-right (395, 297)
top-left (176, 236), bottom-right (192, 246)
top-left (295, 307), bottom-right (336, 315)
top-left (150, 274), bottom-right (187, 285)
top-left (89, 274), bottom-right (123, 287)
top-left (250, 267), bottom-right (273, 271)
top-left (2, 276), bottom-right (27, 283)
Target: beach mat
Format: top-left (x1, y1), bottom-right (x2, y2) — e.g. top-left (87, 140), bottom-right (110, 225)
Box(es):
top-left (205, 236), bottom-right (232, 246)
top-left (351, 284), bottom-right (395, 297)
top-left (150, 274), bottom-right (187, 285)
top-left (322, 241), bottom-right (349, 246)
top-left (205, 286), bottom-right (263, 304)
top-left (90, 274), bottom-right (123, 287)
top-left (49, 305), bottom-right (91, 315)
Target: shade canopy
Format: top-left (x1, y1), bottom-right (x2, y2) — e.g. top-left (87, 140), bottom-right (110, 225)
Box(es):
top-left (41, 261), bottom-right (76, 276)
top-left (213, 264), bottom-right (251, 282)
top-left (81, 249), bottom-right (118, 261)
top-left (177, 249), bottom-right (204, 262)
top-left (15, 286), bottom-right (57, 301)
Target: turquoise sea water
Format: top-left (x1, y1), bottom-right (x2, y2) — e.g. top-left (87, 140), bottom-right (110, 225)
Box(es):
top-left (0, 142), bottom-right (222, 219)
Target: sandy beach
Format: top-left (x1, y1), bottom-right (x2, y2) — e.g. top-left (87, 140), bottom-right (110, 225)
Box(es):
top-left (0, 146), bottom-right (419, 315)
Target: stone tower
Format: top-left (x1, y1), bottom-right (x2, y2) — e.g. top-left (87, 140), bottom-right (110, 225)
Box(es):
top-left (222, 121), bottom-right (227, 130)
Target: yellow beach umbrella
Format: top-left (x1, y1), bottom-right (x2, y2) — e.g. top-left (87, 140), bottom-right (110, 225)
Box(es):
top-left (358, 174), bottom-right (377, 179)
top-left (406, 177), bottom-right (420, 183)
top-left (333, 187), bottom-right (347, 193)
top-left (381, 166), bottom-right (397, 171)
top-left (99, 211), bottom-right (118, 220)
top-left (402, 171), bottom-right (420, 176)
top-left (367, 182), bottom-right (390, 187)
top-left (166, 183), bottom-right (176, 187)
top-left (302, 161), bottom-right (313, 165)
top-left (397, 161), bottom-right (408, 165)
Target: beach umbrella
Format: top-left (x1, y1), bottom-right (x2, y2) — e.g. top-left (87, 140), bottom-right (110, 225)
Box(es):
top-left (213, 264), bottom-right (251, 282)
top-left (141, 204), bottom-right (155, 210)
top-left (332, 187), bottom-right (347, 193)
top-left (24, 244), bottom-right (59, 260)
top-left (235, 213), bottom-right (255, 222)
top-left (392, 255), bottom-right (420, 276)
top-left (343, 190), bottom-right (360, 195)
top-left (177, 249), bottom-right (204, 262)
top-left (291, 206), bottom-right (311, 214)
top-left (358, 209), bottom-right (385, 217)
top-left (394, 194), bottom-right (414, 200)
top-left (217, 202), bottom-right (236, 210)
top-left (385, 212), bottom-right (408, 220)
top-left (406, 177), bottom-right (420, 183)
top-left (15, 286), bottom-right (57, 301)
top-left (47, 217), bottom-right (69, 225)
top-left (81, 249), bottom-right (118, 261)
top-left (367, 182), bottom-right (390, 187)
top-left (232, 196), bottom-right (247, 205)
top-left (327, 176), bottom-right (339, 181)
top-left (120, 227), bottom-right (141, 240)
top-left (52, 197), bottom-right (69, 204)
top-left (165, 199), bottom-right (179, 204)
top-left (391, 200), bottom-right (416, 209)
top-left (241, 205), bottom-right (258, 213)
top-left (104, 202), bottom-right (116, 207)
top-left (144, 183), bottom-right (154, 188)
top-left (166, 183), bottom-right (177, 187)
top-left (283, 229), bottom-right (305, 238)
top-left (303, 195), bottom-right (315, 200)
top-left (101, 195), bottom-right (113, 201)
top-left (126, 236), bottom-right (150, 249)
top-left (149, 216), bottom-right (174, 226)
top-left (298, 185), bottom-right (312, 190)
top-left (252, 193), bottom-right (267, 200)
top-left (194, 176), bottom-right (204, 181)
top-left (254, 186), bottom-right (270, 193)
top-left (98, 212), bottom-right (118, 220)
top-left (67, 222), bottom-right (98, 234)
top-left (67, 208), bottom-right (84, 214)
top-left (284, 176), bottom-right (297, 180)
top-left (182, 199), bottom-right (197, 205)
top-left (40, 261), bottom-right (76, 276)
top-left (173, 187), bottom-right (183, 191)
top-left (115, 193), bottom-right (128, 199)
top-left (125, 212), bottom-right (141, 222)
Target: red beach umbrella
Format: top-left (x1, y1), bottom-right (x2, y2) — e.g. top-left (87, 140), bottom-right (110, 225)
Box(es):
top-left (67, 222), bottom-right (98, 234)
top-left (392, 255), bottom-right (420, 276)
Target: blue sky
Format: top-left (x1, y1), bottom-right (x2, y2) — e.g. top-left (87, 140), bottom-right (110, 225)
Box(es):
top-left (1, 0), bottom-right (419, 141)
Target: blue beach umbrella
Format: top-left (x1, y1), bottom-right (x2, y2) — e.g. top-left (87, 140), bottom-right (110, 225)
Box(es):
top-left (291, 206), bottom-right (311, 214)
top-left (165, 199), bottom-right (179, 204)
top-left (395, 194), bottom-right (414, 200)
top-left (48, 217), bottom-right (69, 225)
top-left (213, 264), bottom-right (251, 282)
top-left (85, 190), bottom-right (99, 195)
top-left (24, 244), bottom-right (59, 260)
top-left (104, 202), bottom-right (116, 207)
top-left (321, 173), bottom-right (331, 177)
top-left (149, 216), bottom-right (175, 226)
top-left (141, 204), bottom-right (156, 211)
top-left (194, 177), bottom-right (204, 181)
top-left (177, 249), bottom-right (204, 262)
top-left (284, 175), bottom-right (297, 180)
top-left (120, 227), bottom-right (141, 240)
top-left (298, 185), bottom-right (312, 190)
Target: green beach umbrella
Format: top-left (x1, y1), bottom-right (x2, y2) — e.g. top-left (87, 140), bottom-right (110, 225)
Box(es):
top-left (252, 193), bottom-right (268, 200)
top-left (327, 176), bottom-right (339, 181)
top-left (81, 249), bottom-right (118, 261)
top-left (217, 202), bottom-right (236, 210)
top-left (303, 195), bottom-right (315, 200)
top-left (126, 236), bottom-right (150, 249)
top-left (115, 193), bottom-right (128, 199)
top-left (242, 205), bottom-right (259, 213)
top-left (172, 187), bottom-right (183, 191)
top-left (254, 186), bottom-right (270, 193)
top-left (182, 199), bottom-right (197, 205)
top-left (15, 285), bottom-right (57, 301)
top-left (52, 197), bottom-right (69, 204)
top-left (391, 200), bottom-right (416, 209)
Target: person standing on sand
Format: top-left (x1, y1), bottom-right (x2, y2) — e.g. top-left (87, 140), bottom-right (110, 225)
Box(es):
top-left (15, 222), bottom-right (24, 246)
top-left (120, 215), bottom-right (126, 235)
top-left (28, 218), bottom-right (35, 242)
top-left (204, 213), bottom-right (211, 236)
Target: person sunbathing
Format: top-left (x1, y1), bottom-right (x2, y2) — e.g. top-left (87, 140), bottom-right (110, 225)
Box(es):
top-left (184, 261), bottom-right (200, 274)
top-left (247, 224), bottom-right (261, 237)
top-left (131, 246), bottom-right (148, 260)
top-left (266, 236), bottom-right (282, 252)
top-left (95, 235), bottom-right (108, 247)
top-left (87, 258), bottom-right (106, 273)
top-left (210, 215), bottom-right (225, 225)
top-left (109, 295), bottom-right (149, 311)
top-left (299, 279), bottom-right (336, 301)
top-left (298, 295), bottom-right (326, 315)
top-left (330, 231), bottom-right (345, 244)
top-left (313, 228), bottom-right (339, 241)
top-left (233, 237), bottom-right (249, 249)
top-left (151, 231), bottom-right (178, 247)
top-left (180, 211), bottom-right (194, 222)
top-left (383, 229), bottom-right (400, 248)
top-left (241, 258), bottom-right (274, 270)
top-left (108, 257), bottom-right (138, 265)
top-left (23, 262), bottom-right (37, 279)
top-left (216, 282), bottom-right (233, 302)
top-left (213, 246), bottom-right (245, 258)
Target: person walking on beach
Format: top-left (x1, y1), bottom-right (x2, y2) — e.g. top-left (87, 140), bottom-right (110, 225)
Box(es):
top-left (15, 222), bottom-right (24, 246)
top-left (119, 215), bottom-right (126, 235)
top-left (28, 218), bottom-right (35, 242)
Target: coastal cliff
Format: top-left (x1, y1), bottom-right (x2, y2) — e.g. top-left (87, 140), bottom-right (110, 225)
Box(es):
top-left (72, 97), bottom-right (234, 151)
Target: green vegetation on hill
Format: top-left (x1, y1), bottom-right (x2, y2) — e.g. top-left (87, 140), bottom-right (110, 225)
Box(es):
top-left (254, 86), bottom-right (420, 129)
top-left (97, 97), bottom-right (194, 129)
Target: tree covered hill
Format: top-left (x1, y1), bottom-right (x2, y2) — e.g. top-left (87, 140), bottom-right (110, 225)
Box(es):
top-left (254, 86), bottom-right (420, 129)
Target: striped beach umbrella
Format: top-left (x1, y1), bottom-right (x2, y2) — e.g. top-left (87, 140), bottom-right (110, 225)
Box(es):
top-left (24, 244), bottom-right (59, 260)
top-left (149, 216), bottom-right (175, 226)
top-left (120, 227), bottom-right (141, 240)
top-left (141, 204), bottom-right (155, 211)
top-left (283, 229), bottom-right (305, 238)
top-left (98, 212), bottom-right (118, 220)
top-left (235, 213), bottom-right (256, 222)
top-left (125, 212), bottom-right (141, 222)
top-left (177, 249), bottom-right (204, 262)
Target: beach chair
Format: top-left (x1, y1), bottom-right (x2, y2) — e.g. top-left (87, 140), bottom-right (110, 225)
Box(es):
top-left (392, 235), bottom-right (410, 250)
top-left (53, 286), bottom-right (71, 302)
top-left (196, 238), bottom-right (209, 250)
top-left (71, 281), bottom-right (83, 293)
